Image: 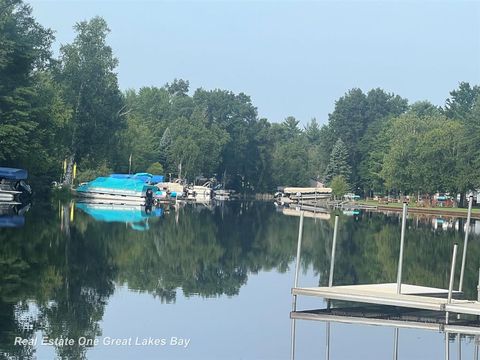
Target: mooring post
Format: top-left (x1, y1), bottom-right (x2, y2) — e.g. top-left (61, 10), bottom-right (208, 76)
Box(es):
top-left (445, 332), bottom-right (450, 360)
top-left (326, 322), bottom-right (330, 360)
top-left (446, 243), bottom-right (459, 325)
top-left (477, 267), bottom-right (480, 302)
top-left (475, 336), bottom-right (479, 360)
top-left (396, 202), bottom-right (408, 294)
top-left (290, 318), bottom-right (296, 360)
top-left (459, 195), bottom-right (473, 292)
top-left (292, 212), bottom-right (305, 311)
top-left (448, 243), bottom-right (458, 304)
top-left (457, 334), bottom-right (461, 360)
top-left (325, 215), bottom-right (338, 360)
top-left (329, 215), bottom-right (339, 288)
top-left (393, 327), bottom-right (399, 360)
top-left (291, 212), bottom-right (304, 360)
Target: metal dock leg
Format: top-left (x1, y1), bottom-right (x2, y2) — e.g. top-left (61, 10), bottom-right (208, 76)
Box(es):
top-left (397, 202), bottom-right (408, 294)
top-left (459, 195), bottom-right (473, 292)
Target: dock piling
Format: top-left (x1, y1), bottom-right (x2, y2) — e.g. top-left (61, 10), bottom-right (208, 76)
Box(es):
top-left (393, 327), bottom-right (399, 360)
top-left (459, 195), bottom-right (473, 292)
top-left (291, 211), bottom-right (304, 360)
top-left (293, 211), bottom-right (304, 291)
top-left (448, 244), bottom-right (459, 304)
top-left (477, 268), bottom-right (480, 302)
top-left (396, 202), bottom-right (408, 294)
top-left (329, 215), bottom-right (339, 288)
top-left (445, 332), bottom-right (450, 360)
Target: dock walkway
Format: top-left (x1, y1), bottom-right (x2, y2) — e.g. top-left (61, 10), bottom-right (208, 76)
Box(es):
top-left (292, 283), bottom-right (480, 315)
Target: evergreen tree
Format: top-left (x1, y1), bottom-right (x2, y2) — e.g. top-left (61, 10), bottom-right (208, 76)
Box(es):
top-left (324, 138), bottom-right (351, 184)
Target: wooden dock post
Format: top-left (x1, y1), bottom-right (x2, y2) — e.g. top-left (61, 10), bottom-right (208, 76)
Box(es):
top-left (459, 195), bottom-right (473, 292)
top-left (396, 202), bottom-right (408, 294)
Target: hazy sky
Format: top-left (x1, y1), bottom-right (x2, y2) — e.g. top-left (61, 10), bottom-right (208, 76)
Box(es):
top-left (29, 0), bottom-right (480, 125)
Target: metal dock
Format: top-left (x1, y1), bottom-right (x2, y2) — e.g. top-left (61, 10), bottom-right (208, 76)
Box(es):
top-left (292, 283), bottom-right (480, 315)
top-left (291, 198), bottom-right (480, 317)
top-left (291, 305), bottom-right (480, 336)
top-left (290, 199), bottom-right (479, 360)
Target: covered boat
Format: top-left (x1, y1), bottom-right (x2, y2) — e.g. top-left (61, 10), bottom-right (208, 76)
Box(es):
top-left (75, 176), bottom-right (162, 205)
top-left (0, 167), bottom-right (32, 202)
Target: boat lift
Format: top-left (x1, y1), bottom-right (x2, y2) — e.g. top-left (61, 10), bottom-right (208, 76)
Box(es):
top-left (290, 196), bottom-right (480, 359)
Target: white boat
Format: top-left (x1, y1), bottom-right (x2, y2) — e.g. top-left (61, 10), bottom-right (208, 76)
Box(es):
top-left (187, 181), bottom-right (213, 201)
top-left (0, 167), bottom-right (31, 202)
top-left (75, 176), bottom-right (161, 205)
top-left (156, 180), bottom-right (185, 198)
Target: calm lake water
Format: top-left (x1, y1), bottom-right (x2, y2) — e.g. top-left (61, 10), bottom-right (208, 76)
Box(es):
top-left (1, 200), bottom-right (480, 359)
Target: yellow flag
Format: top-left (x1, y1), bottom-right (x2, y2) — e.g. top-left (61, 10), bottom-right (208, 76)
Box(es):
top-left (73, 162), bottom-right (77, 180)
top-left (63, 159), bottom-right (67, 175)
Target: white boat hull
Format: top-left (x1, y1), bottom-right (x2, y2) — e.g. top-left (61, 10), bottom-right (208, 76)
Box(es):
top-left (75, 191), bottom-right (147, 205)
top-left (0, 190), bottom-right (21, 202)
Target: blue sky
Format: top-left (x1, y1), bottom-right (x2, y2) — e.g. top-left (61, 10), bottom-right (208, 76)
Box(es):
top-left (29, 0), bottom-right (480, 125)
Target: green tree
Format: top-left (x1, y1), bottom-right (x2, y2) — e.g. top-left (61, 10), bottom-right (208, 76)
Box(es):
top-left (381, 114), bottom-right (467, 195)
top-left (146, 162), bottom-right (164, 175)
top-left (330, 175), bottom-right (350, 199)
top-left (0, 0), bottom-right (53, 165)
top-left (57, 16), bottom-right (125, 182)
top-left (324, 138), bottom-right (351, 184)
top-left (444, 82), bottom-right (480, 121)
top-left (271, 138), bottom-right (309, 187)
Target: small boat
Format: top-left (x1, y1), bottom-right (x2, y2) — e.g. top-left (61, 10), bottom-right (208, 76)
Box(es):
top-left (75, 175), bottom-right (163, 205)
top-left (156, 180), bottom-right (186, 198)
top-left (187, 181), bottom-right (213, 201)
top-left (0, 167), bottom-right (32, 203)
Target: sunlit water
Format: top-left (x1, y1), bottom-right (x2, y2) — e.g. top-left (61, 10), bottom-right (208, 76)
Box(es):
top-left (1, 200), bottom-right (479, 359)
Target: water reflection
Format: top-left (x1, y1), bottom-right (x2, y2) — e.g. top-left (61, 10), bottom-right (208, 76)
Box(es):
top-left (0, 201), bottom-right (479, 359)
top-left (75, 202), bottom-right (163, 231)
top-left (0, 203), bottom-right (30, 228)
top-left (290, 305), bottom-right (480, 360)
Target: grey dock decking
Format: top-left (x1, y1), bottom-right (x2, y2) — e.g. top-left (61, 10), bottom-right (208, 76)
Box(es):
top-left (292, 283), bottom-right (480, 315)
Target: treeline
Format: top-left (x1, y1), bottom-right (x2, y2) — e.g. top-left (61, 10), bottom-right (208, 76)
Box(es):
top-left (1, 0), bottom-right (479, 197)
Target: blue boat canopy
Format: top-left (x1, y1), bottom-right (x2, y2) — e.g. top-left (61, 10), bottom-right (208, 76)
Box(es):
top-left (77, 177), bottom-right (156, 193)
top-left (0, 167), bottom-right (28, 180)
top-left (109, 173), bottom-right (164, 183)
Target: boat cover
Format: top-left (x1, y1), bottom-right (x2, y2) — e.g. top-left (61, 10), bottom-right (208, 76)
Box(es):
top-left (109, 173), bottom-right (164, 184)
top-left (0, 167), bottom-right (28, 180)
top-left (76, 177), bottom-right (156, 193)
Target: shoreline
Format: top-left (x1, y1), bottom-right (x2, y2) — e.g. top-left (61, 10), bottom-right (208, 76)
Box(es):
top-left (354, 201), bottom-right (480, 219)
